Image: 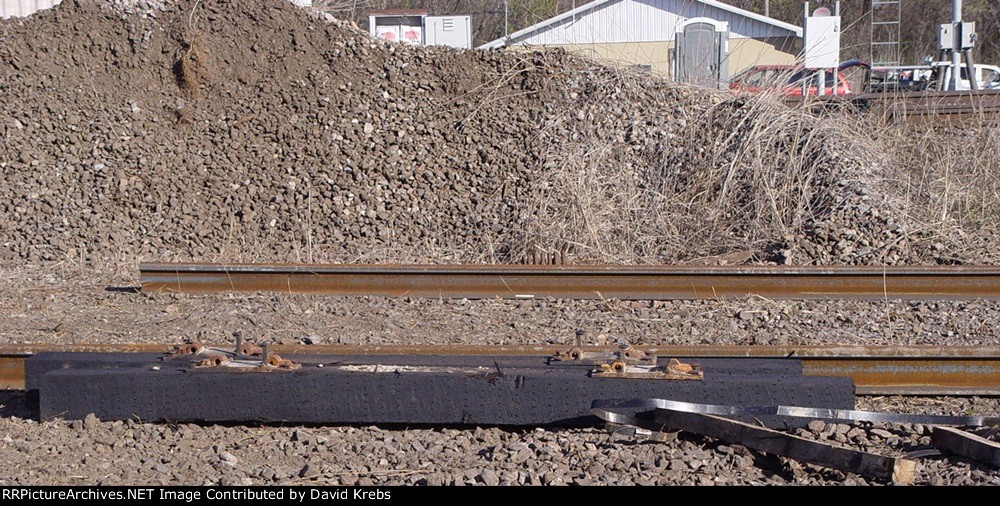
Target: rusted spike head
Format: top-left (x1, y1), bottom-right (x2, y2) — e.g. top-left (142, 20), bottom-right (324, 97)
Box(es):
top-left (172, 342), bottom-right (204, 355)
top-left (622, 346), bottom-right (652, 360)
top-left (553, 346), bottom-right (583, 361)
top-left (240, 343), bottom-right (263, 356)
top-left (198, 355), bottom-right (227, 367)
top-left (666, 358), bottom-right (695, 373)
top-left (264, 354), bottom-right (301, 370)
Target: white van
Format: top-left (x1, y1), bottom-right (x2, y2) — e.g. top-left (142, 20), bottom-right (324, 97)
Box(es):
top-left (869, 62), bottom-right (1000, 92)
top-left (933, 62), bottom-right (1000, 91)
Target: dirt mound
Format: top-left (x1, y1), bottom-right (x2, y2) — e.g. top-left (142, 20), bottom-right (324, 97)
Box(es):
top-left (0, 0), bottom-right (966, 266)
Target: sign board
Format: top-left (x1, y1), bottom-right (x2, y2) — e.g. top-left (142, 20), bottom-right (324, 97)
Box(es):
top-left (400, 26), bottom-right (423, 44)
top-left (369, 12), bottom-right (470, 48)
top-left (377, 26), bottom-right (400, 42)
top-left (804, 16), bottom-right (841, 68)
top-left (374, 24), bottom-right (423, 44)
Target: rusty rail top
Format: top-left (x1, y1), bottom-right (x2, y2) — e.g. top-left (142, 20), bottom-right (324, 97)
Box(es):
top-left (140, 262), bottom-right (1000, 300)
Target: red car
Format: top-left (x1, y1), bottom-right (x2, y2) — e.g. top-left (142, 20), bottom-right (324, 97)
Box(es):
top-left (729, 64), bottom-right (853, 96)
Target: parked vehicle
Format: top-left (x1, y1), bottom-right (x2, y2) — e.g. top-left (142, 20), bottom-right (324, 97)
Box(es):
top-left (728, 65), bottom-right (798, 94)
top-left (933, 62), bottom-right (1000, 91)
top-left (869, 62), bottom-right (1000, 92)
top-left (869, 66), bottom-right (935, 92)
top-left (729, 64), bottom-right (855, 96)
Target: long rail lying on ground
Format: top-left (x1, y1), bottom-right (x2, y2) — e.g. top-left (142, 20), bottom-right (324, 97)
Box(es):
top-left (3, 344), bottom-right (999, 395)
top-left (140, 263), bottom-right (1000, 300)
top-left (786, 89), bottom-right (1000, 123)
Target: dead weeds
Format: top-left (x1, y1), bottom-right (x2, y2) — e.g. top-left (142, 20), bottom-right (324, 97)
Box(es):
top-left (174, 32), bottom-right (210, 98)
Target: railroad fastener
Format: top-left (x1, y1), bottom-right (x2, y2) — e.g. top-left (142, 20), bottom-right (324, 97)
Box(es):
top-left (198, 355), bottom-right (229, 367)
top-left (170, 342), bottom-right (204, 356)
top-left (592, 359), bottom-right (703, 380)
top-left (264, 354), bottom-right (301, 370)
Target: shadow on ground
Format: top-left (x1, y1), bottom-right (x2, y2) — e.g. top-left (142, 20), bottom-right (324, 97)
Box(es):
top-left (104, 286), bottom-right (140, 293)
top-left (0, 390), bottom-right (37, 419)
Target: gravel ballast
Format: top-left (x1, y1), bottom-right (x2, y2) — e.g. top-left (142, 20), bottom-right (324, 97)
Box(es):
top-left (2, 0), bottom-right (999, 487)
top-left (1, 391), bottom-right (998, 486)
top-left (2, 266), bottom-right (1000, 485)
top-left (0, 0), bottom-right (976, 266)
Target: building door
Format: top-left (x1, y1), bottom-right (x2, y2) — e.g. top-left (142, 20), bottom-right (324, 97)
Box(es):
top-left (675, 18), bottom-right (729, 89)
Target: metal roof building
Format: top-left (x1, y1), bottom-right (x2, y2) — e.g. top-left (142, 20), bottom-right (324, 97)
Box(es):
top-left (479, 0), bottom-right (802, 77)
top-left (1, 0), bottom-right (61, 19)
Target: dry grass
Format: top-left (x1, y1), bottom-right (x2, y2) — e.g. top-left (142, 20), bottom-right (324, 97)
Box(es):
top-left (509, 60), bottom-right (1000, 266)
top-left (175, 33), bottom-right (209, 98)
top-left (859, 114), bottom-right (1000, 262)
top-left (201, 63), bottom-right (998, 268)
top-left (517, 75), bottom-right (857, 265)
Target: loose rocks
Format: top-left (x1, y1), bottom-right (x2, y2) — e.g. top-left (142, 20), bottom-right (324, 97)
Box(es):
top-left (0, 0), bottom-right (961, 267)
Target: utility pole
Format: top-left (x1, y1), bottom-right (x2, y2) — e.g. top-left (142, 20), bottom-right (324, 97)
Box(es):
top-left (952, 0), bottom-right (962, 91)
top-left (802, 1), bottom-right (808, 96)
top-left (503, 0), bottom-right (509, 38)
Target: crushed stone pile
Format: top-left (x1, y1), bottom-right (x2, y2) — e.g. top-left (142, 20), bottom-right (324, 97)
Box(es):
top-left (0, 0), bottom-right (958, 266)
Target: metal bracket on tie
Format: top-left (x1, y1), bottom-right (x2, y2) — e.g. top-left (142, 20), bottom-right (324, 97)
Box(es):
top-left (169, 336), bottom-right (299, 371)
top-left (550, 332), bottom-right (656, 366)
top-left (591, 358), bottom-right (703, 380)
top-left (259, 344), bottom-right (301, 370)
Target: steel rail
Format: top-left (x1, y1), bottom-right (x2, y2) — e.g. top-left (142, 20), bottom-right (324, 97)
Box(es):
top-left (591, 398), bottom-right (1000, 426)
top-left (786, 89), bottom-right (1000, 122)
top-left (3, 343), bottom-right (999, 395)
top-left (140, 262), bottom-right (1000, 300)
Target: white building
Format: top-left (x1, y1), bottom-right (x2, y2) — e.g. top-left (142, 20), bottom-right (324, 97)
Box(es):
top-left (1, 0), bottom-right (61, 19)
top-left (479, 0), bottom-right (802, 77)
top-left (368, 9), bottom-right (472, 49)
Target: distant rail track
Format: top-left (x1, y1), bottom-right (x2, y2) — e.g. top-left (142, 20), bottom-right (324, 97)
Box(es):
top-left (140, 262), bottom-right (1000, 300)
top-left (785, 89), bottom-right (1000, 122)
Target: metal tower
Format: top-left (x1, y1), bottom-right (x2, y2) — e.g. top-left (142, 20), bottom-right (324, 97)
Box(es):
top-left (870, 0), bottom-right (902, 66)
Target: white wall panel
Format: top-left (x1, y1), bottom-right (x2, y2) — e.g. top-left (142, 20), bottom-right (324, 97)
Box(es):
top-left (1, 0), bottom-right (62, 19)
top-left (511, 0), bottom-right (795, 45)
